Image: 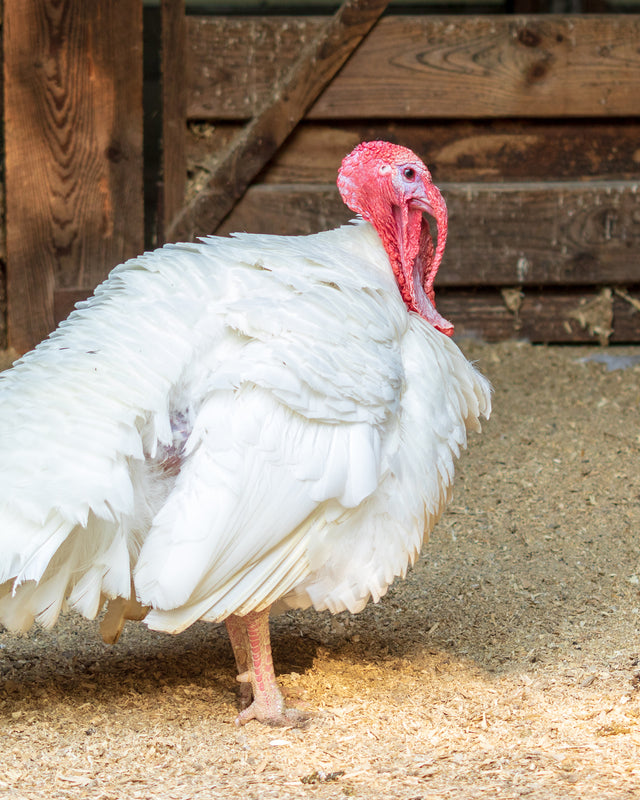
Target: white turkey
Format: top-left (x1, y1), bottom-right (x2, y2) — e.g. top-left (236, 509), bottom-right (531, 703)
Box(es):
top-left (0, 141), bottom-right (491, 725)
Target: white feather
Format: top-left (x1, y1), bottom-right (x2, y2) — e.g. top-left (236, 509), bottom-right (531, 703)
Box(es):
top-left (0, 220), bottom-right (490, 634)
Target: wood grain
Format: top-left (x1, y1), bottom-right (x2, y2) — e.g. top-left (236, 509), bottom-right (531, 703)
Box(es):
top-left (438, 288), bottom-right (640, 344)
top-left (167, 0), bottom-right (389, 242)
top-left (186, 15), bottom-right (640, 120)
top-left (216, 181), bottom-right (640, 287)
top-left (160, 0), bottom-right (186, 240)
top-left (186, 120), bottom-right (640, 185)
top-left (4, 0), bottom-right (143, 353)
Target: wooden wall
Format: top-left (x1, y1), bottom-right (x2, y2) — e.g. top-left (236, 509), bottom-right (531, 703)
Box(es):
top-left (166, 12), bottom-right (640, 343)
top-left (3, 3), bottom-right (640, 350)
top-left (3, 0), bottom-right (143, 353)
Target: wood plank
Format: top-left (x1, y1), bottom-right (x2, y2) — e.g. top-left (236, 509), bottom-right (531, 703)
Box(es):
top-left (439, 288), bottom-right (640, 344)
top-left (186, 120), bottom-right (640, 185)
top-left (53, 287), bottom-right (91, 327)
top-left (216, 181), bottom-right (640, 287)
top-left (186, 16), bottom-right (318, 120)
top-left (4, 0), bottom-right (143, 353)
top-left (167, 0), bottom-right (389, 242)
top-left (160, 0), bottom-right (186, 241)
top-left (186, 15), bottom-right (640, 120)
top-left (0, 12), bottom-right (4, 348)
top-left (509, 0), bottom-right (610, 12)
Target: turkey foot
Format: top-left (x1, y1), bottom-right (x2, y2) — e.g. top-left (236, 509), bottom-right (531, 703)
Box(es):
top-left (225, 608), bottom-right (310, 727)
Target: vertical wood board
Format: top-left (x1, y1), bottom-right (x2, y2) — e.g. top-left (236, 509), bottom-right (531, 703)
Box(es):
top-left (4, 0), bottom-right (143, 353)
top-left (160, 0), bottom-right (186, 241)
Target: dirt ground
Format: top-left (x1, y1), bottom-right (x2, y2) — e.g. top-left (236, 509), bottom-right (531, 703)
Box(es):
top-left (1, 339), bottom-right (640, 799)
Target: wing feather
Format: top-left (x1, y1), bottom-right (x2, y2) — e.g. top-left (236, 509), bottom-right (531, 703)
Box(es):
top-left (134, 384), bottom-right (390, 631)
top-left (0, 220), bottom-right (490, 635)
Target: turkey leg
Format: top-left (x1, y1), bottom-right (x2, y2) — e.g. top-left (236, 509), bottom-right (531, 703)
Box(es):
top-left (225, 607), bottom-right (308, 727)
top-left (224, 612), bottom-right (253, 711)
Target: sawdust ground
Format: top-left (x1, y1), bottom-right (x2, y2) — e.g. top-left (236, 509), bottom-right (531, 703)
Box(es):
top-left (1, 340), bottom-right (640, 799)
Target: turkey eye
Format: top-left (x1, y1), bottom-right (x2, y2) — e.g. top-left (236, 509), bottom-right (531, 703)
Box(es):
top-left (403, 167), bottom-right (416, 180)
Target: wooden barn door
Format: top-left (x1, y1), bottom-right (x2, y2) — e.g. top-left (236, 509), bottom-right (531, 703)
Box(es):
top-left (160, 0), bottom-right (389, 243)
top-left (4, 0), bottom-right (144, 354)
top-left (159, 2), bottom-right (640, 344)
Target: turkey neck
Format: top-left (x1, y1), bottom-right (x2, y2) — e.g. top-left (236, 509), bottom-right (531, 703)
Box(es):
top-left (376, 203), bottom-right (453, 336)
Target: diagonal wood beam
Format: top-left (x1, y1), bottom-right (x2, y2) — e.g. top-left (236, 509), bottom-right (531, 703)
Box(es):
top-left (167, 0), bottom-right (389, 242)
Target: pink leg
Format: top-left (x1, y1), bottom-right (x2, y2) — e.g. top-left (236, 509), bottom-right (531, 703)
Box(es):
top-left (224, 607), bottom-right (309, 727)
top-left (225, 613), bottom-right (253, 710)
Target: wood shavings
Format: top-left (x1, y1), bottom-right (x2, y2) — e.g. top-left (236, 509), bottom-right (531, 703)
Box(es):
top-left (2, 341), bottom-right (640, 798)
top-left (300, 769), bottom-right (345, 784)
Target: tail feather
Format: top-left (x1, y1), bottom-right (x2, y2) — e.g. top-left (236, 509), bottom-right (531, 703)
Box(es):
top-left (0, 506), bottom-right (135, 632)
top-left (0, 569), bottom-right (70, 632)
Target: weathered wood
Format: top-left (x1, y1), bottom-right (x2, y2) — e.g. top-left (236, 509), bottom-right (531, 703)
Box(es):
top-left (186, 120), bottom-right (640, 185)
top-left (0, 9), bottom-right (5, 349)
top-left (186, 15), bottom-right (640, 120)
top-left (160, 0), bottom-right (186, 240)
top-left (167, 0), bottom-right (389, 242)
top-left (216, 181), bottom-right (640, 287)
top-left (53, 288), bottom-right (89, 328)
top-left (509, 0), bottom-right (610, 13)
top-left (186, 17), bottom-right (319, 120)
top-left (4, 0), bottom-right (143, 353)
top-left (439, 289), bottom-right (640, 344)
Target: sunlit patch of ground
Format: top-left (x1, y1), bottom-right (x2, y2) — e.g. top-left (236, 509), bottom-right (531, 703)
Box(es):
top-left (1, 341), bottom-right (640, 799)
